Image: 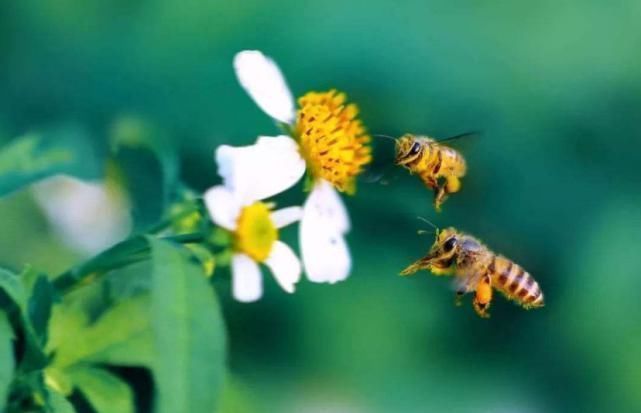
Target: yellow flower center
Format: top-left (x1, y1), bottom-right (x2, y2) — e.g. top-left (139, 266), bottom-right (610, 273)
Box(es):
top-left (295, 90), bottom-right (372, 194)
top-left (234, 202), bottom-right (278, 262)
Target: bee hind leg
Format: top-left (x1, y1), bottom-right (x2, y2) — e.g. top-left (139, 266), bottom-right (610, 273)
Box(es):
top-left (433, 186), bottom-right (448, 212)
top-left (453, 278), bottom-right (473, 307)
top-left (445, 176), bottom-right (462, 194)
top-left (434, 176), bottom-right (462, 211)
top-left (473, 274), bottom-right (493, 318)
top-left (454, 289), bottom-right (466, 307)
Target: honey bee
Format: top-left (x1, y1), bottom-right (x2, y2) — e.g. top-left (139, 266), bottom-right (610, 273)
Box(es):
top-left (394, 133), bottom-right (471, 211)
top-left (400, 226), bottom-right (544, 318)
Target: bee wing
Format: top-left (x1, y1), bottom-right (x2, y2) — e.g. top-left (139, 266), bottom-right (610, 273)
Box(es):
top-left (450, 271), bottom-right (480, 294)
top-left (449, 247), bottom-right (485, 294)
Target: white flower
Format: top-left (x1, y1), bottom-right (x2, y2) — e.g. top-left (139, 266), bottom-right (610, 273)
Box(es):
top-left (232, 50), bottom-right (371, 283)
top-left (204, 167), bottom-right (303, 302)
top-left (234, 50), bottom-right (295, 125)
top-left (32, 175), bottom-right (132, 255)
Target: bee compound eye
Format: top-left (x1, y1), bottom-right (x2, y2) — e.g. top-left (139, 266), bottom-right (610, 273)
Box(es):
top-left (409, 142), bottom-right (420, 155)
top-left (443, 237), bottom-right (457, 252)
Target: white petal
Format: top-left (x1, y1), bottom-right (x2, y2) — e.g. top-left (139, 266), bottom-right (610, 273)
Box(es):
top-left (231, 254), bottom-right (263, 302)
top-left (203, 185), bottom-right (240, 230)
top-left (215, 136), bottom-right (305, 204)
top-left (271, 206), bottom-right (302, 228)
top-left (310, 180), bottom-right (350, 233)
top-left (233, 50), bottom-right (296, 124)
top-left (300, 183), bottom-right (352, 283)
top-left (265, 241), bottom-right (301, 294)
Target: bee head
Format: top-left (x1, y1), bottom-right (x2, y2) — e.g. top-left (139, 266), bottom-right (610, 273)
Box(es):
top-left (431, 227), bottom-right (460, 259)
top-left (400, 227), bottom-right (460, 276)
top-left (395, 134), bottom-right (422, 165)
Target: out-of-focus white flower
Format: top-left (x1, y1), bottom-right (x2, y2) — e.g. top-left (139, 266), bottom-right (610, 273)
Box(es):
top-left (32, 175), bottom-right (131, 255)
top-left (204, 163), bottom-right (303, 302)
top-left (232, 50), bottom-right (372, 283)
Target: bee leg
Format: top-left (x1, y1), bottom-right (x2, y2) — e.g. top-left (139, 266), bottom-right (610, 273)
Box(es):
top-left (445, 176), bottom-right (462, 194)
top-left (400, 257), bottom-right (431, 276)
top-left (473, 274), bottom-right (493, 318)
top-left (433, 186), bottom-right (448, 212)
top-left (453, 278), bottom-right (473, 307)
top-left (454, 289), bottom-right (465, 307)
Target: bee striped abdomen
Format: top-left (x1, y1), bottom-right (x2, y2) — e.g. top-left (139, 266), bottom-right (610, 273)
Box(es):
top-left (489, 255), bottom-right (544, 309)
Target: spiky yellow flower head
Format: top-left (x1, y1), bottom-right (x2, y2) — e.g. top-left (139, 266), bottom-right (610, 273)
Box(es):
top-left (234, 202), bottom-right (278, 262)
top-left (295, 90), bottom-right (372, 194)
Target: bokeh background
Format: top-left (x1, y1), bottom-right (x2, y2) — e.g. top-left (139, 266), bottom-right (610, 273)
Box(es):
top-left (2, 1), bottom-right (641, 412)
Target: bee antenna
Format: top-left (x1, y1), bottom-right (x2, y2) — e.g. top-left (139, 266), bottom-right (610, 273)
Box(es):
top-left (372, 134), bottom-right (396, 141)
top-left (417, 229), bottom-right (434, 236)
top-left (416, 216), bottom-right (439, 232)
top-left (437, 130), bottom-right (482, 144)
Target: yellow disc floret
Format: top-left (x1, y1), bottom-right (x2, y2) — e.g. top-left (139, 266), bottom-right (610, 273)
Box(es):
top-left (234, 202), bottom-right (277, 262)
top-left (296, 90), bottom-right (372, 194)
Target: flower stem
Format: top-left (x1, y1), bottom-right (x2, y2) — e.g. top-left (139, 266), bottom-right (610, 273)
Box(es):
top-left (147, 202), bottom-right (202, 235)
top-left (53, 232), bottom-right (205, 294)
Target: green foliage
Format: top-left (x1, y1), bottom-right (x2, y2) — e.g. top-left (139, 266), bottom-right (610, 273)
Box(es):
top-left (1, 1), bottom-right (640, 411)
top-left (0, 268), bottom-right (52, 373)
top-left (46, 388), bottom-right (76, 413)
top-left (0, 126), bottom-right (101, 197)
top-left (110, 117), bottom-right (179, 232)
top-left (0, 313), bottom-right (15, 408)
top-left (149, 238), bottom-right (226, 413)
top-left (53, 236), bottom-right (151, 293)
top-left (69, 367), bottom-right (134, 413)
top-left (48, 294), bottom-right (153, 369)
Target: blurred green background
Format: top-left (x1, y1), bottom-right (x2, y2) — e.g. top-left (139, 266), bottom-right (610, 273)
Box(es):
top-left (2, 1), bottom-right (641, 412)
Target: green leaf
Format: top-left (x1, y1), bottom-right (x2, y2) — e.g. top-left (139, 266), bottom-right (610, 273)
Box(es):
top-left (0, 125), bottom-right (101, 197)
top-left (49, 294), bottom-right (153, 369)
top-left (149, 238), bottom-right (226, 413)
top-left (69, 367), bottom-right (134, 413)
top-left (27, 275), bottom-right (55, 346)
top-left (110, 117), bottom-right (178, 232)
top-left (0, 268), bottom-right (26, 310)
top-left (0, 312), bottom-right (15, 408)
top-left (53, 235), bottom-right (151, 293)
top-left (0, 267), bottom-right (48, 372)
top-left (47, 387), bottom-right (77, 413)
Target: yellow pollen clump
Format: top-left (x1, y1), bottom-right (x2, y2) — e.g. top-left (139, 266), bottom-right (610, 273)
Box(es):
top-left (234, 202), bottom-right (278, 262)
top-left (296, 90), bottom-right (372, 194)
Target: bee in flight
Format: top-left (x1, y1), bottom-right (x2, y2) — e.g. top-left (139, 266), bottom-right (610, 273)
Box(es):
top-left (400, 223), bottom-right (544, 318)
top-left (394, 132), bottom-right (473, 212)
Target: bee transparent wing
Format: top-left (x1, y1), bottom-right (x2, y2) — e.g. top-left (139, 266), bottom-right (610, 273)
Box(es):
top-left (450, 269), bottom-right (482, 295)
top-left (450, 245), bottom-right (485, 294)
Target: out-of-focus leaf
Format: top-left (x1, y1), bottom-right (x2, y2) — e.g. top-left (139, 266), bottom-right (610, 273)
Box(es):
top-left (69, 367), bottom-right (134, 413)
top-left (27, 275), bottom-right (55, 346)
top-left (20, 268), bottom-right (53, 372)
top-left (53, 235), bottom-right (150, 294)
top-left (106, 260), bottom-right (153, 301)
top-left (0, 267), bottom-right (48, 372)
top-left (110, 117), bottom-right (178, 232)
top-left (0, 312), bottom-right (15, 408)
top-left (149, 238), bottom-right (226, 413)
top-left (0, 126), bottom-right (101, 197)
top-left (218, 377), bottom-right (258, 413)
top-left (49, 294), bottom-right (153, 369)
top-left (44, 366), bottom-right (73, 397)
top-left (0, 268), bottom-right (26, 310)
top-left (47, 386), bottom-right (77, 413)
